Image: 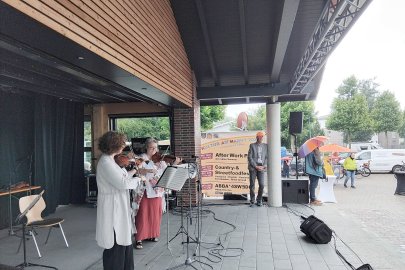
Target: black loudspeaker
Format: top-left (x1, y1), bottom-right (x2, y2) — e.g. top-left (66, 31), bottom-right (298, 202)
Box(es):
top-left (131, 137), bottom-right (149, 155)
top-left (289, 112), bottom-right (303, 134)
top-left (300, 215), bottom-right (332, 244)
top-left (223, 193), bottom-right (247, 200)
top-left (282, 180), bottom-right (308, 204)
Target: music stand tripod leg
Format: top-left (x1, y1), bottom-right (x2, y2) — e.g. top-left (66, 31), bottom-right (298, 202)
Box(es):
top-left (166, 173), bottom-right (213, 270)
top-left (169, 194), bottom-right (196, 244)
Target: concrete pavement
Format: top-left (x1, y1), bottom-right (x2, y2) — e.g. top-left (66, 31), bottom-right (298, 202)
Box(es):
top-left (0, 173), bottom-right (404, 269)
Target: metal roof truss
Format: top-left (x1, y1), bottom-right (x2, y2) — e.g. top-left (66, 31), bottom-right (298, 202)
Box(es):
top-left (289, 0), bottom-right (373, 94)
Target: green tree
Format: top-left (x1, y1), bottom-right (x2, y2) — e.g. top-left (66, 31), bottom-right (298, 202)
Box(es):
top-left (84, 121), bottom-right (92, 142)
top-left (398, 110), bottom-right (405, 139)
top-left (200, 105), bottom-right (226, 131)
top-left (349, 78), bottom-right (380, 141)
top-left (281, 101), bottom-right (323, 147)
top-left (326, 76), bottom-right (375, 144)
top-left (117, 117), bottom-right (170, 140)
top-left (336, 75), bottom-right (359, 99)
top-left (247, 105), bottom-right (266, 131)
top-left (358, 78), bottom-right (379, 109)
top-left (327, 93), bottom-right (372, 145)
top-left (245, 102), bottom-right (323, 148)
top-left (371, 91), bottom-right (401, 144)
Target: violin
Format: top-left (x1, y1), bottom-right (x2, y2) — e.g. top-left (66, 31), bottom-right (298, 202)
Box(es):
top-left (114, 154), bottom-right (144, 170)
top-left (151, 152), bottom-right (182, 164)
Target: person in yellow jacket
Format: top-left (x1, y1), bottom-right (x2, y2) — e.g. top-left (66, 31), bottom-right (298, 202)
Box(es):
top-left (343, 153), bottom-right (357, 188)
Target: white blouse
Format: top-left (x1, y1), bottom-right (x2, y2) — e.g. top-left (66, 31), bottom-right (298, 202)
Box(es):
top-left (95, 154), bottom-right (141, 249)
top-left (140, 153), bottom-right (167, 198)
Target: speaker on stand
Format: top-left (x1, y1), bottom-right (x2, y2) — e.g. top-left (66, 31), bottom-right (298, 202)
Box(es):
top-left (289, 112), bottom-right (303, 180)
top-left (289, 112), bottom-right (303, 135)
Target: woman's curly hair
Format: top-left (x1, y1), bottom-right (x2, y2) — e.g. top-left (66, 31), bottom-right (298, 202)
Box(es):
top-left (98, 131), bottom-right (127, 155)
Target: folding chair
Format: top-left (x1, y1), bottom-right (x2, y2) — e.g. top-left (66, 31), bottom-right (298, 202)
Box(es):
top-left (17, 192), bottom-right (69, 258)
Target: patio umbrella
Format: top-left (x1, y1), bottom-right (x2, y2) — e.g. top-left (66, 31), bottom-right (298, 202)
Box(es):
top-left (319, 144), bottom-right (353, 153)
top-left (298, 136), bottom-right (328, 158)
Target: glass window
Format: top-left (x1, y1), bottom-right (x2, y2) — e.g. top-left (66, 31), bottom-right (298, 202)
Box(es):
top-left (112, 115), bottom-right (171, 153)
top-left (84, 118), bottom-right (92, 172)
top-left (357, 152), bottom-right (371, 160)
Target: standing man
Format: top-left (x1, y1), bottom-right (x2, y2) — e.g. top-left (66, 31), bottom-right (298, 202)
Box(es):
top-left (248, 131), bottom-right (268, 207)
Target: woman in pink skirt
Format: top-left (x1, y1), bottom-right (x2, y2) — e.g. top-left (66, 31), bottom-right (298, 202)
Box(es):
top-left (134, 138), bottom-right (181, 249)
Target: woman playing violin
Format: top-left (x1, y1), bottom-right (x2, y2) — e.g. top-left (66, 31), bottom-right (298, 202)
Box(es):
top-left (133, 137), bottom-right (181, 249)
top-left (95, 131), bottom-right (142, 270)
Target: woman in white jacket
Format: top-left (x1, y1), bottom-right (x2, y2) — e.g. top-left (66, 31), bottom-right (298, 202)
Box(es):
top-left (96, 131), bottom-right (141, 270)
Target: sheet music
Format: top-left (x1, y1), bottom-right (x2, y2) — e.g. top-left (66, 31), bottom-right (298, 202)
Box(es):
top-left (155, 166), bottom-right (189, 191)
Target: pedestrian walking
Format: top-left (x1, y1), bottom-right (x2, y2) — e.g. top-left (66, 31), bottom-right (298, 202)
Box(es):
top-left (343, 153), bottom-right (357, 188)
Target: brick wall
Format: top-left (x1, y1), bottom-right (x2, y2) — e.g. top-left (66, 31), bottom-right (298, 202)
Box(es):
top-left (172, 79), bottom-right (200, 205)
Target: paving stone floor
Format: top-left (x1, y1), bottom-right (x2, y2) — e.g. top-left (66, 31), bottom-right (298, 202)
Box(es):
top-left (0, 173), bottom-right (404, 270)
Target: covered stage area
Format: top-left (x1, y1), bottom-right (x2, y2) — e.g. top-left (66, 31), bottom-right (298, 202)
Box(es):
top-left (0, 0), bottom-right (379, 269)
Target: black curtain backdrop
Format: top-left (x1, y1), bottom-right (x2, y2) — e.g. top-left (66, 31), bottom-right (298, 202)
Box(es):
top-left (0, 92), bottom-right (84, 229)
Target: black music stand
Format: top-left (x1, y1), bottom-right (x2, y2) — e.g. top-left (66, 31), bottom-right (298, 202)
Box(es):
top-left (156, 165), bottom-right (210, 270)
top-left (144, 165), bottom-right (187, 266)
top-left (142, 166), bottom-right (189, 267)
top-left (155, 166), bottom-right (189, 248)
top-left (168, 163), bottom-right (197, 246)
top-left (14, 190), bottom-right (58, 270)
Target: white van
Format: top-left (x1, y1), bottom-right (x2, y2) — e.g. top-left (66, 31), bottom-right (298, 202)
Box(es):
top-left (349, 142), bottom-right (382, 152)
top-left (355, 149), bottom-right (405, 172)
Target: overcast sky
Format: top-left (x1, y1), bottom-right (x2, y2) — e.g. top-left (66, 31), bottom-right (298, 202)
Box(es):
top-left (226, 0), bottom-right (405, 118)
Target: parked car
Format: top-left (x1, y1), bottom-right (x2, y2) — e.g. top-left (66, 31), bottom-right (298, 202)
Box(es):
top-left (349, 142), bottom-right (382, 152)
top-left (350, 149), bottom-right (405, 173)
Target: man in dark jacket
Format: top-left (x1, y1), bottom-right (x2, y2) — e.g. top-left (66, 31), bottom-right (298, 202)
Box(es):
top-left (248, 131), bottom-right (268, 207)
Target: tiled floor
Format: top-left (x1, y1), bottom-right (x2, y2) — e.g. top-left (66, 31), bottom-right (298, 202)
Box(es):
top-left (0, 174), bottom-right (404, 270)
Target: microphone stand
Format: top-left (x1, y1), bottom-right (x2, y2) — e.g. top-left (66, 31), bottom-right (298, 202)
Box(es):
top-left (292, 134), bottom-right (299, 180)
top-left (8, 155), bottom-right (31, 236)
top-left (192, 159), bottom-right (205, 262)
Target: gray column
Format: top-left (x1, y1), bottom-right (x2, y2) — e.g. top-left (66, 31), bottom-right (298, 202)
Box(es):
top-left (266, 102), bottom-right (282, 207)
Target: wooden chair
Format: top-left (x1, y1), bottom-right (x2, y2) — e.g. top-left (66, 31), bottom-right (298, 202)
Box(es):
top-left (17, 193), bottom-right (69, 258)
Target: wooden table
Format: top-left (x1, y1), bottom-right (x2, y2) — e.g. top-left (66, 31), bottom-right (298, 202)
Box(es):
top-left (0, 185), bottom-right (41, 235)
top-left (0, 185), bottom-right (41, 197)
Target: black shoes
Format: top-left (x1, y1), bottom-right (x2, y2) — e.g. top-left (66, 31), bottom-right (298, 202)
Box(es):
top-left (351, 186), bottom-right (356, 189)
top-left (344, 184), bottom-right (348, 188)
top-left (250, 201), bottom-right (263, 207)
top-left (134, 241), bottom-right (143, 249)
